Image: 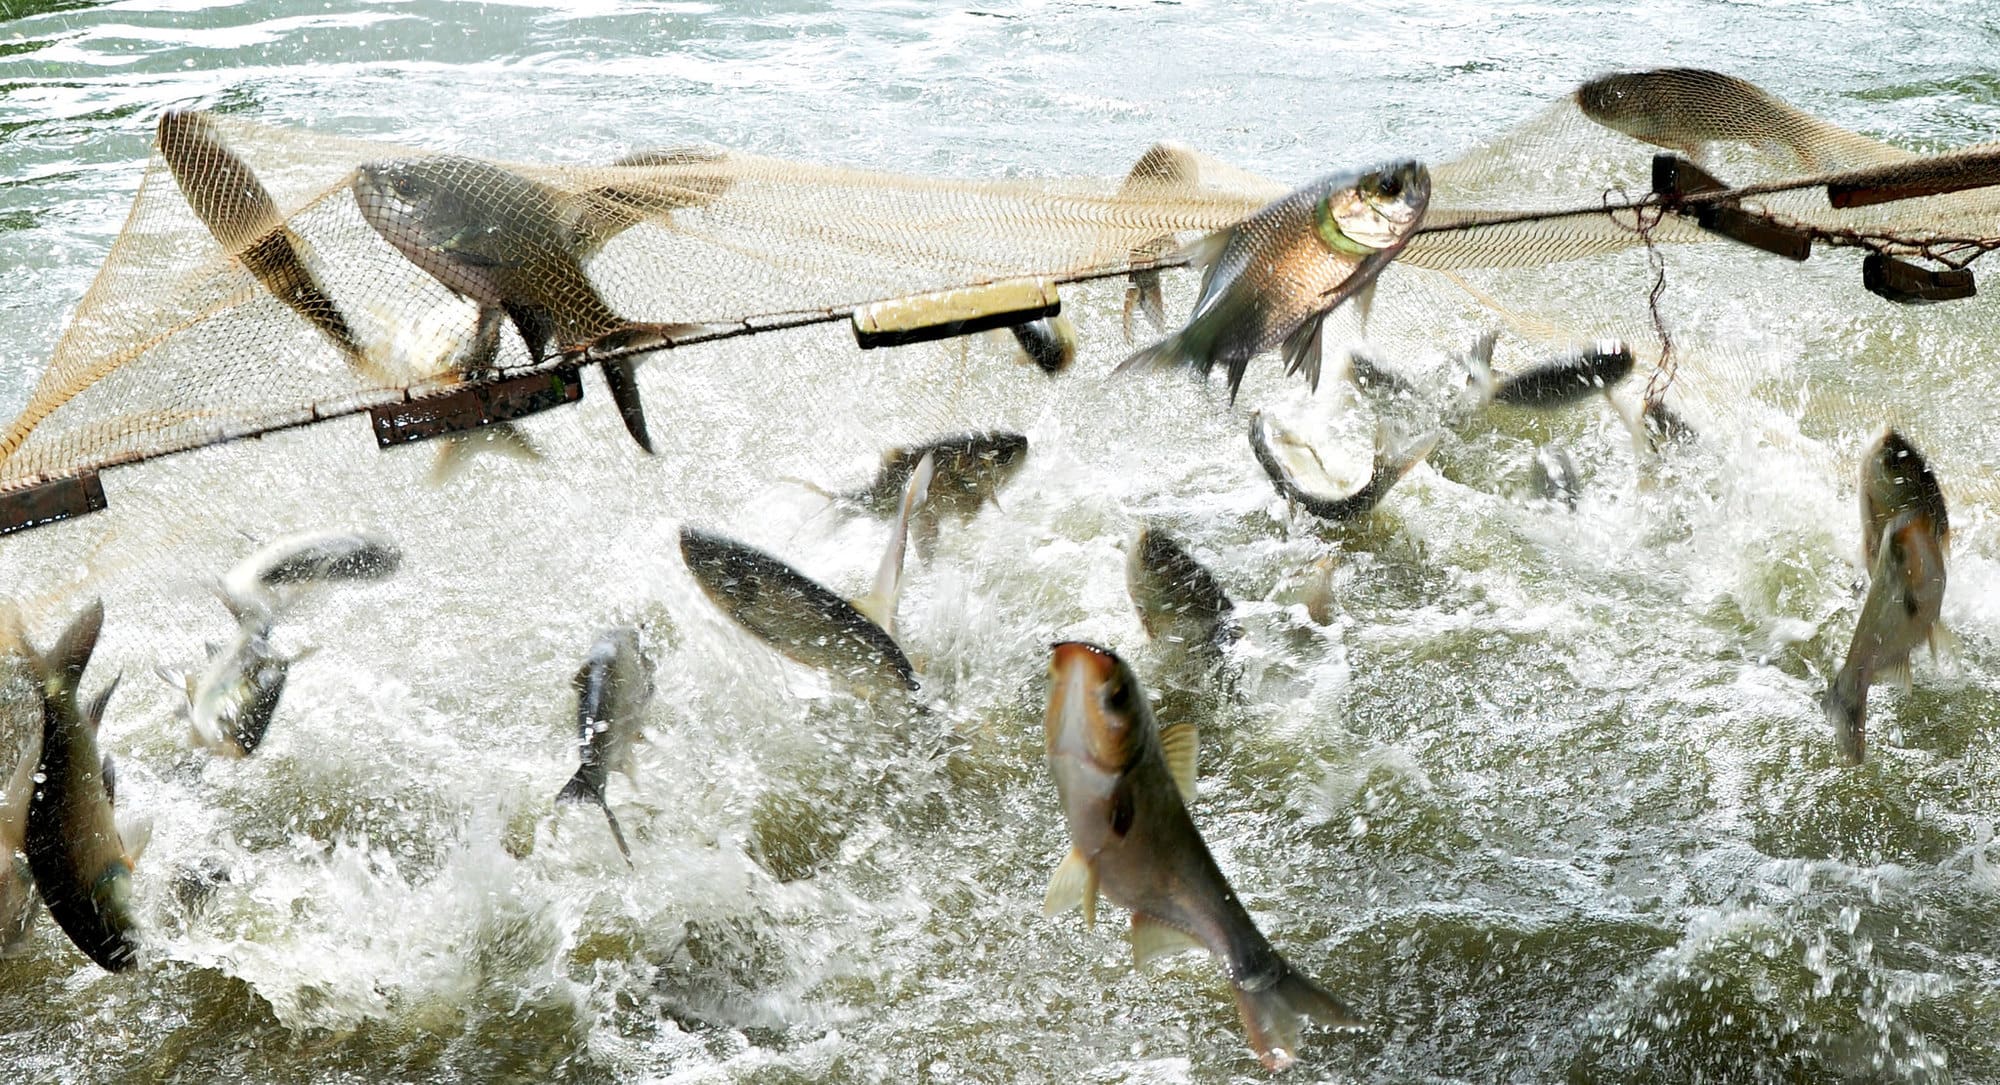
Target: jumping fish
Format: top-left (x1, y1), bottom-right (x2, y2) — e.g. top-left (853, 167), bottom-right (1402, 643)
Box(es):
top-left (220, 529), bottom-right (403, 613)
top-left (352, 155), bottom-right (712, 454)
top-left (1251, 412), bottom-right (1437, 524)
top-left (0, 613), bottom-right (40, 954)
top-left (23, 601), bottom-right (141, 972)
top-left (1459, 332), bottom-right (1635, 411)
top-left (1126, 526), bottom-right (1238, 660)
top-left (160, 593), bottom-right (297, 759)
top-left (1575, 68), bottom-right (1895, 172)
top-left (1116, 161), bottom-right (1430, 399)
top-left (1043, 642), bottom-right (1361, 1070)
top-left (556, 627), bottom-right (657, 863)
top-left (156, 110), bottom-right (371, 368)
top-left (1823, 428), bottom-right (1950, 763)
top-left (795, 431), bottom-right (1026, 556)
top-left (682, 455), bottom-right (935, 695)
top-left (1011, 315), bottom-right (1078, 375)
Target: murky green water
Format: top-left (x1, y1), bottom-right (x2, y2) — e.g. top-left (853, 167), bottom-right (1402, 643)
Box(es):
top-left (0, 2), bottom-right (1997, 1083)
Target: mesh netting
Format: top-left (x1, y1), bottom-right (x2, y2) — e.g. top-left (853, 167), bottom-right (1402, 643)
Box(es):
top-left (2, 69), bottom-right (1999, 592)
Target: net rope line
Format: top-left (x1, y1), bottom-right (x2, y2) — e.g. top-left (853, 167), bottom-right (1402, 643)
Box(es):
top-left (4, 115), bottom-right (1999, 496)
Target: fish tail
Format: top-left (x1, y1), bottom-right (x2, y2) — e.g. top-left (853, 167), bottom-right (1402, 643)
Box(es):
top-left (1821, 666), bottom-right (1869, 764)
top-left (1232, 964), bottom-right (1363, 1072)
top-left (1113, 328), bottom-right (1210, 381)
top-left (557, 774), bottom-right (633, 864)
top-left (601, 357), bottom-right (654, 454)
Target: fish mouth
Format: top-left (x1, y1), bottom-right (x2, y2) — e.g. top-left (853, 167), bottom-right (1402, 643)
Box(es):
top-left (1323, 160), bottom-right (1431, 254)
top-left (1050, 641), bottom-right (1117, 685)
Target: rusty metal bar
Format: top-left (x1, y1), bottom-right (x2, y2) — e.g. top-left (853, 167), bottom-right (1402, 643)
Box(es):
top-left (1862, 253), bottom-right (1977, 304)
top-left (0, 472), bottom-right (106, 536)
top-left (1689, 204), bottom-right (1813, 261)
top-left (369, 367), bottom-right (583, 448)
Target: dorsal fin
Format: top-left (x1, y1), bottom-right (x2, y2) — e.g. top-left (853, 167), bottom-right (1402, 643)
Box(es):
top-left (1158, 721), bottom-right (1198, 803)
top-left (852, 452), bottom-right (935, 636)
top-left (84, 672), bottom-right (121, 735)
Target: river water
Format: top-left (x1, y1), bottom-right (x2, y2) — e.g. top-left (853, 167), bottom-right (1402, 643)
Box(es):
top-left (0, 2), bottom-right (1997, 1082)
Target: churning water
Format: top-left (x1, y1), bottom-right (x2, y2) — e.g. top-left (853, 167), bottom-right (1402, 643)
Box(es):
top-left (1, 2), bottom-right (1998, 1082)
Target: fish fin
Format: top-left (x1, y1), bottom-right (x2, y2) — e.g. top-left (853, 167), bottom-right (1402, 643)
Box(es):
top-left (1157, 721), bottom-right (1199, 803)
top-left (1130, 914), bottom-right (1205, 971)
top-left (43, 599), bottom-right (104, 691)
top-left (1929, 621), bottom-right (1960, 662)
top-left (1280, 313), bottom-right (1327, 391)
top-left (1178, 228), bottom-right (1233, 303)
top-left (1234, 964), bottom-right (1364, 1071)
top-left (501, 302), bottom-right (556, 362)
top-left (1821, 668), bottom-right (1869, 765)
top-left (1352, 277), bottom-right (1378, 331)
top-left (1460, 330), bottom-right (1499, 402)
top-left (429, 424), bottom-right (542, 485)
top-left (83, 672), bottom-right (121, 735)
top-left (115, 812), bottom-right (152, 867)
top-left (556, 774), bottom-right (633, 866)
top-left (853, 451), bottom-right (936, 636)
top-left (1112, 329), bottom-right (1201, 380)
top-left (1121, 288), bottom-right (1140, 344)
top-left (1375, 423), bottom-right (1441, 482)
top-left (1043, 847), bottom-right (1098, 927)
top-left (100, 752), bottom-right (116, 806)
top-left (1876, 656), bottom-right (1913, 690)
top-left (600, 357), bottom-right (655, 454)
top-left (152, 665), bottom-right (194, 706)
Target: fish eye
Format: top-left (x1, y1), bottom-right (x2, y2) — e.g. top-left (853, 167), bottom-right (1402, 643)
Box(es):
top-left (391, 174), bottom-right (418, 199)
top-left (1377, 173), bottom-right (1403, 199)
top-left (1104, 677), bottom-right (1134, 714)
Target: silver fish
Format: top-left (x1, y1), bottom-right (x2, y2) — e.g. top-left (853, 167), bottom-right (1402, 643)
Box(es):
top-left (1116, 162), bottom-right (1430, 399)
top-left (1576, 68), bottom-right (1874, 172)
top-left (683, 455), bottom-right (935, 695)
top-left (1126, 526), bottom-right (1237, 661)
top-left (24, 601), bottom-right (140, 972)
top-left (1460, 332), bottom-right (1634, 411)
top-left (159, 591), bottom-right (300, 759)
top-left (1823, 429), bottom-right (1950, 763)
top-left (0, 614), bottom-right (40, 955)
top-left (1251, 413), bottom-right (1436, 524)
top-left (1117, 141), bottom-right (1204, 342)
top-left (800, 432), bottom-right (1027, 557)
top-left (220, 529), bottom-right (402, 613)
top-left (157, 111), bottom-right (368, 364)
top-left (556, 627), bottom-right (657, 862)
top-left (1044, 642), bottom-right (1360, 1070)
top-left (352, 156), bottom-right (708, 454)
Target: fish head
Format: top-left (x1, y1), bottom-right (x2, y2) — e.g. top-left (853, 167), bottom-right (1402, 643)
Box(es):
top-left (1863, 427), bottom-right (1949, 553)
top-left (1045, 641), bottom-right (1149, 774)
top-left (1575, 72), bottom-right (1647, 125)
top-left (352, 157), bottom-right (524, 304)
top-left (1315, 160), bottom-right (1430, 256)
